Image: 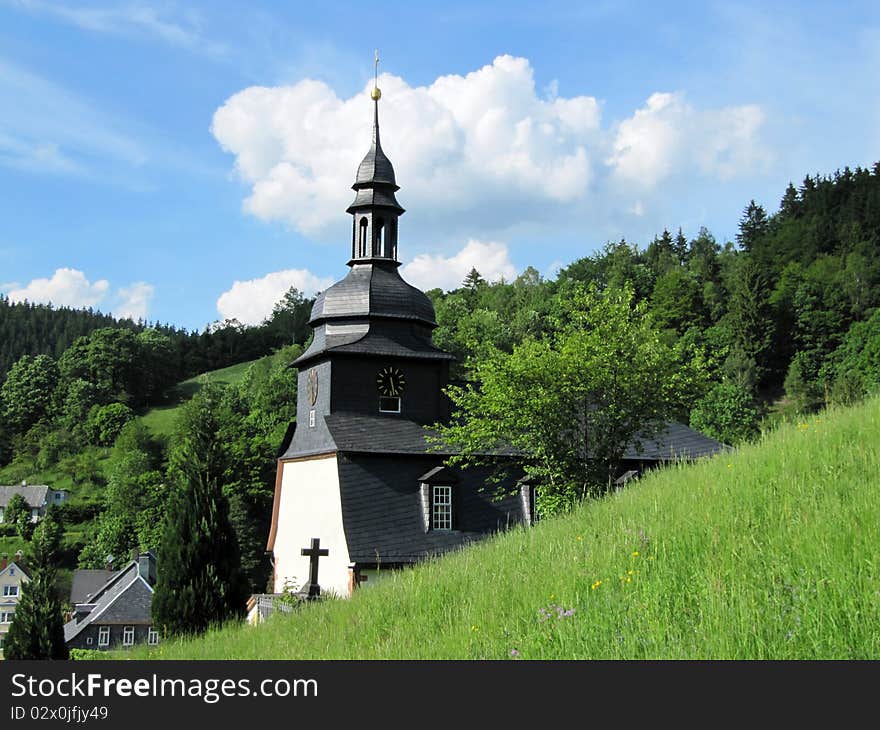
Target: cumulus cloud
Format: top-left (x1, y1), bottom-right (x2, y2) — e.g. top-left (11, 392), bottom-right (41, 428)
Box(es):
top-left (607, 92), bottom-right (767, 189)
top-left (401, 239), bottom-right (517, 292)
top-left (216, 268), bottom-right (335, 326)
top-left (211, 55), bottom-right (601, 235)
top-left (114, 282), bottom-right (155, 321)
top-left (3, 267), bottom-right (109, 308)
top-left (1, 268), bottom-right (156, 320)
top-left (211, 55), bottom-right (768, 239)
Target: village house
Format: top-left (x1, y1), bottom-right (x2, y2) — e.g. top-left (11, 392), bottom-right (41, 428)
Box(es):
top-left (0, 484), bottom-right (68, 524)
top-left (0, 552), bottom-right (29, 659)
top-left (63, 551), bottom-right (158, 651)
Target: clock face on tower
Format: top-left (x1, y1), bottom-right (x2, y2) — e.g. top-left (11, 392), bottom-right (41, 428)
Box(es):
top-left (376, 366), bottom-right (406, 397)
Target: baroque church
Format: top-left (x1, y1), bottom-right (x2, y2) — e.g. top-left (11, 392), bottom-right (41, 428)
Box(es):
top-left (267, 73), bottom-right (724, 598)
top-left (266, 77), bottom-right (532, 598)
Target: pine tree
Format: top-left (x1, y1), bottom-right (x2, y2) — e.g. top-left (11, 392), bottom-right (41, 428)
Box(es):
top-left (736, 200), bottom-right (769, 252)
top-left (151, 388), bottom-right (248, 637)
top-left (4, 508), bottom-right (69, 660)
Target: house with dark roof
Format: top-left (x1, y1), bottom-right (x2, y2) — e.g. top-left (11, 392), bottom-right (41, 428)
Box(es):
top-left (63, 552), bottom-right (158, 651)
top-left (0, 554), bottom-right (29, 658)
top-left (0, 484), bottom-right (68, 524)
top-left (267, 74), bottom-right (726, 600)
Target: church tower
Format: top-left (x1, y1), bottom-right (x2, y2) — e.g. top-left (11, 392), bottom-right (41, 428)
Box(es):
top-left (267, 59), bottom-right (529, 598)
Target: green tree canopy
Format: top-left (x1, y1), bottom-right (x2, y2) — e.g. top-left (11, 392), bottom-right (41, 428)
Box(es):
top-left (151, 386), bottom-right (249, 637)
top-left (5, 493), bottom-right (34, 541)
top-left (0, 354), bottom-right (59, 437)
top-left (434, 284), bottom-right (703, 514)
top-left (3, 507), bottom-right (68, 660)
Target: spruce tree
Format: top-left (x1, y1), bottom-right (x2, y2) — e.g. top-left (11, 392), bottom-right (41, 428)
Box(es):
top-left (4, 508), bottom-right (68, 660)
top-left (151, 387), bottom-right (248, 637)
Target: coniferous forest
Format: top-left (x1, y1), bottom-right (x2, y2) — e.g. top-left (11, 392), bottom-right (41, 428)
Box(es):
top-left (1, 163), bottom-right (879, 623)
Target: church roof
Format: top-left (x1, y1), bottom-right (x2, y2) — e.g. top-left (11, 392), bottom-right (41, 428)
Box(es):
top-left (623, 421), bottom-right (730, 461)
top-left (354, 101), bottom-right (397, 188)
top-left (337, 455), bottom-right (525, 564)
top-left (309, 414), bottom-right (726, 461)
top-left (308, 263), bottom-right (436, 327)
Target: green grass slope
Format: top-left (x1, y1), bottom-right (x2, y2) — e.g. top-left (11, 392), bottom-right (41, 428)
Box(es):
top-left (138, 358), bottom-right (263, 436)
top-left (129, 396), bottom-right (880, 660)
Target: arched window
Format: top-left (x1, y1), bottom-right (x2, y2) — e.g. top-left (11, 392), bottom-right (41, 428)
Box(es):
top-left (373, 217), bottom-right (384, 256)
top-left (359, 218), bottom-right (369, 258)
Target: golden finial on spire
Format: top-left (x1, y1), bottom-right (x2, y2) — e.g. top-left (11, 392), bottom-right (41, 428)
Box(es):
top-left (371, 48), bottom-right (382, 100)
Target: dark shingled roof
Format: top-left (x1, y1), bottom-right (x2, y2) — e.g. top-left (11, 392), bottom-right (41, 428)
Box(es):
top-left (338, 455), bottom-right (526, 563)
top-left (322, 329), bottom-right (454, 361)
top-left (307, 264), bottom-right (436, 327)
top-left (326, 413), bottom-right (442, 454)
top-left (353, 101), bottom-right (397, 188)
top-left (623, 421), bottom-right (730, 461)
top-left (63, 554), bottom-right (156, 643)
top-left (323, 413), bottom-right (726, 462)
top-left (69, 569), bottom-right (117, 604)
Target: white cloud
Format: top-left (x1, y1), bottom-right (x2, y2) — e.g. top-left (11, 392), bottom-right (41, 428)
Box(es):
top-left (4, 268), bottom-right (109, 308)
top-left (114, 282), bottom-right (155, 321)
top-left (216, 268), bottom-right (334, 326)
top-left (401, 240), bottom-right (517, 292)
top-left (211, 55), bottom-right (601, 235)
top-left (607, 92), bottom-right (767, 189)
top-left (1, 268), bottom-right (155, 320)
top-left (210, 56), bottom-right (768, 237)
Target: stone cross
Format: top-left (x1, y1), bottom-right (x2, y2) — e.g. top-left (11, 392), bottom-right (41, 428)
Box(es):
top-left (301, 537), bottom-right (329, 598)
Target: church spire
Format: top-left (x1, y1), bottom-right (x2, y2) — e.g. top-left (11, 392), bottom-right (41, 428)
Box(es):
top-left (347, 50), bottom-right (405, 266)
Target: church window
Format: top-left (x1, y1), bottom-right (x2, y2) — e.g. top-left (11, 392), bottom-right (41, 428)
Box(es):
top-left (431, 486), bottom-right (453, 531)
top-left (122, 625), bottom-right (135, 646)
top-left (148, 628), bottom-right (159, 645)
top-left (359, 218), bottom-right (369, 257)
top-left (379, 396), bottom-right (401, 413)
top-left (98, 627), bottom-right (110, 646)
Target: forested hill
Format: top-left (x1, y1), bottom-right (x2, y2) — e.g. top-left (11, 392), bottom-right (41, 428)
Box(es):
top-left (0, 287), bottom-right (314, 384)
top-left (0, 297), bottom-right (135, 380)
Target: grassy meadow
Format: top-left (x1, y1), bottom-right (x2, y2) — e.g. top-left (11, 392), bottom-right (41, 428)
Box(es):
top-left (124, 396), bottom-right (880, 660)
top-left (138, 358), bottom-right (259, 436)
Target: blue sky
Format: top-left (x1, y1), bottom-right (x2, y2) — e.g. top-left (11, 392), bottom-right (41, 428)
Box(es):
top-left (0, 1), bottom-right (877, 331)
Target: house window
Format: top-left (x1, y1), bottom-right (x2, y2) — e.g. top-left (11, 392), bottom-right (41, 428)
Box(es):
top-left (3, 585), bottom-right (18, 597)
top-left (9, 568), bottom-right (14, 576)
top-left (148, 628), bottom-right (159, 645)
top-left (122, 626), bottom-right (135, 646)
top-left (1, 611), bottom-right (14, 623)
top-left (431, 485), bottom-right (453, 531)
top-left (98, 627), bottom-right (110, 646)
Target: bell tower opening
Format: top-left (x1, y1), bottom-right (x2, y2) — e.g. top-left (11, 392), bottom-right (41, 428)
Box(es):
top-left (359, 218), bottom-right (369, 258)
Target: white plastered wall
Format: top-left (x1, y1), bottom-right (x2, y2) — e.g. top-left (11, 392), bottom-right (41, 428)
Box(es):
top-left (272, 455), bottom-right (352, 597)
